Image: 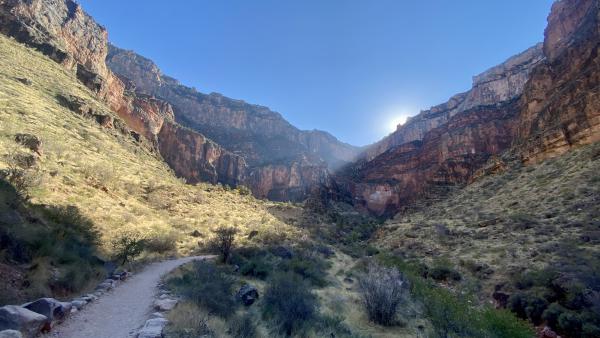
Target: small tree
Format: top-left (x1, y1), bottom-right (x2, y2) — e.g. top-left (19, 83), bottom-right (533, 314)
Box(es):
top-left (210, 226), bottom-right (238, 263)
top-left (358, 264), bottom-right (409, 326)
top-left (112, 231), bottom-right (145, 266)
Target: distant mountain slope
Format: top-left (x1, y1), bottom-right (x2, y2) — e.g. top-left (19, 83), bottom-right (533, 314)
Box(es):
top-left (106, 45), bottom-right (360, 200)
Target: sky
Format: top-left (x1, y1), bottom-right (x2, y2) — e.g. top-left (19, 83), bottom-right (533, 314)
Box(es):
top-left (79, 0), bottom-right (555, 146)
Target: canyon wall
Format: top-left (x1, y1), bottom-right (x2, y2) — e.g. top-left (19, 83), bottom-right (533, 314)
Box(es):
top-left (516, 0), bottom-right (600, 163)
top-left (346, 0), bottom-right (600, 216)
top-left (363, 44), bottom-right (544, 161)
top-left (106, 45), bottom-right (359, 200)
top-left (0, 0), bottom-right (248, 191)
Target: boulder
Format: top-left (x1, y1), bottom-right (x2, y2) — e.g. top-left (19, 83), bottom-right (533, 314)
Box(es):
top-left (0, 305), bottom-right (47, 338)
top-left (236, 284), bottom-right (259, 306)
top-left (0, 330), bottom-right (22, 338)
top-left (23, 298), bottom-right (71, 327)
top-left (137, 318), bottom-right (168, 338)
top-left (153, 298), bottom-right (177, 312)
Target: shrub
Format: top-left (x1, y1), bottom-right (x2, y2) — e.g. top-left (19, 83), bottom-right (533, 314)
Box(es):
top-left (229, 313), bottom-right (256, 338)
top-left (358, 264), bottom-right (409, 326)
top-left (165, 301), bottom-right (211, 338)
top-left (239, 255), bottom-right (271, 279)
top-left (168, 261), bottom-right (236, 318)
top-left (210, 226), bottom-right (238, 263)
top-left (111, 231), bottom-right (145, 265)
top-left (480, 308), bottom-right (534, 338)
top-left (263, 272), bottom-right (318, 336)
top-left (429, 266), bottom-right (461, 282)
top-left (280, 253), bottom-right (330, 287)
top-left (145, 232), bottom-right (178, 253)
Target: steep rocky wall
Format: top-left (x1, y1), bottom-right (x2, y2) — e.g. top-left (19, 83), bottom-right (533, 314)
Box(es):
top-left (516, 0), bottom-right (600, 163)
top-left (157, 122), bottom-right (247, 186)
top-left (346, 100), bottom-right (519, 215)
top-left (363, 44), bottom-right (544, 161)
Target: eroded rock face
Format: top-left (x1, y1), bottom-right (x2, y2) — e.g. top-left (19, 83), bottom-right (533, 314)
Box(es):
top-left (345, 101), bottom-right (519, 215)
top-left (516, 0), bottom-right (600, 163)
top-left (363, 44), bottom-right (544, 161)
top-left (0, 0), bottom-right (126, 110)
top-left (158, 122), bottom-right (247, 186)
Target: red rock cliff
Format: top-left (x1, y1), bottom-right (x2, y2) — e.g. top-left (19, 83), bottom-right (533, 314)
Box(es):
top-left (516, 0), bottom-right (600, 163)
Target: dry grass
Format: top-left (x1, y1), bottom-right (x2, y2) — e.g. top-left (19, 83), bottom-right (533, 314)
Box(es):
top-left (374, 142), bottom-right (600, 296)
top-left (0, 34), bottom-right (301, 261)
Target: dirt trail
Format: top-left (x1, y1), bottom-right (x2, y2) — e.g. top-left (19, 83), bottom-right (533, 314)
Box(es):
top-left (49, 256), bottom-right (209, 338)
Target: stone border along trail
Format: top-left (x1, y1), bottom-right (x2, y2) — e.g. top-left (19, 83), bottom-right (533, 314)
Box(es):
top-left (47, 256), bottom-right (211, 338)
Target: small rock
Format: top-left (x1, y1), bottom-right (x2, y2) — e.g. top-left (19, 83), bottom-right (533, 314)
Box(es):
top-left (0, 305), bottom-right (47, 338)
top-left (153, 299), bottom-right (177, 312)
top-left (95, 282), bottom-right (113, 291)
top-left (70, 300), bottom-right (86, 311)
top-left (137, 318), bottom-right (168, 338)
top-left (236, 284), bottom-right (259, 306)
top-left (0, 330), bottom-right (22, 338)
top-left (15, 78), bottom-right (32, 86)
top-left (148, 313), bottom-right (164, 320)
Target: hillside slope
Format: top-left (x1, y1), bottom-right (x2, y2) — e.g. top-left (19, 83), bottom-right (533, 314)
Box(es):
top-left (0, 33), bottom-right (300, 303)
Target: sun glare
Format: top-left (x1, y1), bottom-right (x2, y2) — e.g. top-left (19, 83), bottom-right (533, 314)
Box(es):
top-left (387, 115), bottom-right (409, 132)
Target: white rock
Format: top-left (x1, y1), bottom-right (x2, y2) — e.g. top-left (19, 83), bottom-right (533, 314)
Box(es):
top-left (137, 318), bottom-right (168, 338)
top-left (0, 330), bottom-right (23, 338)
top-left (153, 299), bottom-right (177, 312)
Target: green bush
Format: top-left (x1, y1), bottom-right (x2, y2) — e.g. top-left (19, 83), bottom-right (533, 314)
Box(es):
top-left (229, 313), bottom-right (257, 338)
top-left (280, 254), bottom-right (330, 287)
top-left (168, 261), bottom-right (236, 318)
top-left (263, 272), bottom-right (318, 336)
top-left (480, 308), bottom-right (534, 338)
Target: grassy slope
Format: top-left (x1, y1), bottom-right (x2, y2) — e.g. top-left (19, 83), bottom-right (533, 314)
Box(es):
top-left (0, 34), bottom-right (301, 299)
top-left (376, 142), bottom-right (600, 296)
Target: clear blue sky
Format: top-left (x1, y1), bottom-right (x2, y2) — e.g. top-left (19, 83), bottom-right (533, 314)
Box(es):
top-left (79, 0), bottom-right (554, 146)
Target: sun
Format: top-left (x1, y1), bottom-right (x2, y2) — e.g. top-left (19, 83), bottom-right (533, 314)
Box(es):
top-left (387, 115), bottom-right (409, 132)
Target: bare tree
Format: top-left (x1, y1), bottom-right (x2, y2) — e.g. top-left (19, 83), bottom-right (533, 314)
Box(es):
top-left (358, 263), bottom-right (409, 326)
top-left (210, 226), bottom-right (239, 263)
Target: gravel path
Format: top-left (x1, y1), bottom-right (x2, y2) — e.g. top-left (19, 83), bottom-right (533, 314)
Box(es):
top-left (49, 256), bottom-right (210, 338)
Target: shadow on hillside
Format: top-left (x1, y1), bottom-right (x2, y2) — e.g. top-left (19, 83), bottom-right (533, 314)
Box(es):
top-left (0, 179), bottom-right (104, 305)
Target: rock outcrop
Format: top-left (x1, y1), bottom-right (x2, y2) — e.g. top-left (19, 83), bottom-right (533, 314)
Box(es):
top-left (158, 122), bottom-right (247, 186)
top-left (0, 0), bottom-right (125, 111)
top-left (515, 0), bottom-right (600, 163)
